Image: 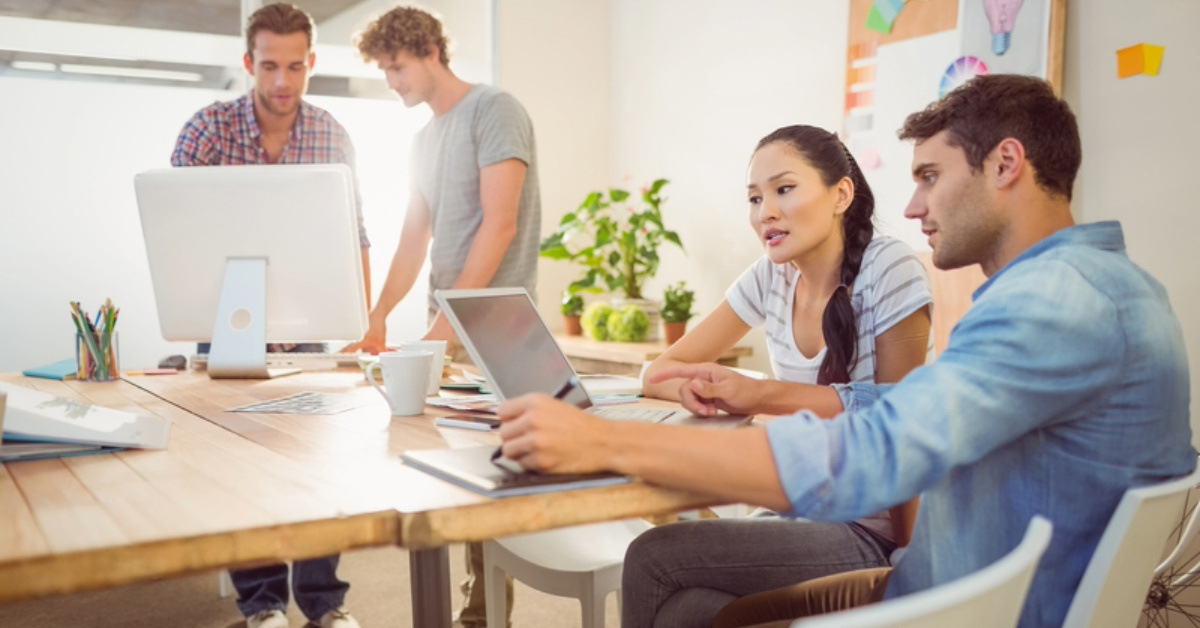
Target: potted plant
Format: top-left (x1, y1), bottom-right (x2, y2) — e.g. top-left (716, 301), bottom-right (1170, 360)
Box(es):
top-left (561, 291), bottom-right (584, 336)
top-left (540, 179), bottom-right (685, 339)
top-left (660, 281), bottom-right (695, 345)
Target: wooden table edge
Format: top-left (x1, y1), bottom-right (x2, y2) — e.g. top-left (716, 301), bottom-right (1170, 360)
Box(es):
top-left (0, 510), bottom-right (398, 604)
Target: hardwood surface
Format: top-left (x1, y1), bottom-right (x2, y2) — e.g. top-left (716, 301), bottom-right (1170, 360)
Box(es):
top-left (554, 333), bottom-right (753, 376)
top-left (0, 370), bottom-right (721, 626)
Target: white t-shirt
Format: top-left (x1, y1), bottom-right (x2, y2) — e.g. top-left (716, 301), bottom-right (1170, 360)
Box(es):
top-left (726, 235), bottom-right (935, 385)
top-left (725, 235), bottom-right (934, 542)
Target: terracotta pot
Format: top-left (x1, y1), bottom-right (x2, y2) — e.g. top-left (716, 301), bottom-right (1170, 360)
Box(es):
top-left (663, 321), bottom-right (687, 345)
top-left (563, 315), bottom-right (583, 336)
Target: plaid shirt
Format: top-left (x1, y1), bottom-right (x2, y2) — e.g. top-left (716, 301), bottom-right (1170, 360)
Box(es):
top-left (171, 93), bottom-right (370, 248)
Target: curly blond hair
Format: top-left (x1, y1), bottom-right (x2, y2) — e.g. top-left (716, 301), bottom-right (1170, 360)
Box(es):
top-left (355, 6), bottom-right (450, 65)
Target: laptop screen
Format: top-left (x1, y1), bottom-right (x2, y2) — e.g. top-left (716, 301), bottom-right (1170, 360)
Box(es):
top-left (437, 289), bottom-right (592, 408)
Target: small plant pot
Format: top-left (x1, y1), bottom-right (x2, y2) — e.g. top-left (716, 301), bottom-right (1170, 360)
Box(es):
top-left (612, 297), bottom-right (660, 341)
top-left (563, 315), bottom-right (583, 336)
top-left (663, 321), bottom-right (687, 345)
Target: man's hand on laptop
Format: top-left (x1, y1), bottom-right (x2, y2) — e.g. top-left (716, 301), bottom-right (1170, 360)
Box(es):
top-left (649, 363), bottom-right (760, 417)
top-left (496, 394), bottom-right (613, 474)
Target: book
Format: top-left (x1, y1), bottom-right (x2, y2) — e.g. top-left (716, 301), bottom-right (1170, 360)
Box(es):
top-left (0, 382), bottom-right (172, 449)
top-left (402, 445), bottom-right (630, 498)
top-left (0, 439), bottom-right (123, 463)
top-left (21, 359), bottom-right (78, 381)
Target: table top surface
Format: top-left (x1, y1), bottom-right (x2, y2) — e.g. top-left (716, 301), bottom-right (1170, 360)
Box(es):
top-left (0, 370), bottom-right (719, 603)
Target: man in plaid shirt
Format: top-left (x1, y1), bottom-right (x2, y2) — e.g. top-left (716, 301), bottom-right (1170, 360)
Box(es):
top-left (170, 7), bottom-right (367, 628)
top-left (171, 5), bottom-right (371, 309)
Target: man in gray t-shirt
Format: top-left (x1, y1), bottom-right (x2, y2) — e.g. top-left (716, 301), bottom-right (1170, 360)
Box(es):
top-left (349, 7), bottom-right (539, 627)
top-left (347, 6), bottom-right (540, 356)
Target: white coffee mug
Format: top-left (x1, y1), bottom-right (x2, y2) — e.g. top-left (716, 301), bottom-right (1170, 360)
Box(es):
top-left (400, 340), bottom-right (448, 396)
top-left (366, 350), bottom-right (433, 416)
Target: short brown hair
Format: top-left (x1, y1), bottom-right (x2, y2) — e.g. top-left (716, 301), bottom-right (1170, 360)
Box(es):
top-left (899, 74), bottom-right (1081, 200)
top-left (355, 6), bottom-right (450, 65)
top-left (245, 3), bottom-right (315, 57)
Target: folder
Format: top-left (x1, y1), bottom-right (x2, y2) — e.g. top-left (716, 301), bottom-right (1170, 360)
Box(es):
top-left (0, 382), bottom-right (171, 449)
top-left (402, 445), bottom-right (629, 498)
top-left (22, 359), bottom-right (78, 380)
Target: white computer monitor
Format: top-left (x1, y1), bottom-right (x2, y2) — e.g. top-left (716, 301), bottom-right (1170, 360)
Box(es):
top-left (134, 164), bottom-right (367, 378)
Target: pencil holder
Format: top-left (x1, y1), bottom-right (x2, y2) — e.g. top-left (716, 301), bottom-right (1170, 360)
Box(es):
top-left (76, 331), bottom-right (120, 382)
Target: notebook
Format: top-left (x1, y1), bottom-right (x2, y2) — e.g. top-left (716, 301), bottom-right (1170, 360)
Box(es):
top-left (434, 288), bottom-right (748, 428)
top-left (401, 445), bottom-right (630, 498)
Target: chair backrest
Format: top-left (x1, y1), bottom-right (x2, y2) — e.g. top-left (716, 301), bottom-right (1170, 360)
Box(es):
top-left (791, 516), bottom-right (1053, 628)
top-left (1061, 462), bottom-right (1200, 628)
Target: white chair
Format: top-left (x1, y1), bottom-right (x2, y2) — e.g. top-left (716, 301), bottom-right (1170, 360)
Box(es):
top-left (789, 516), bottom-right (1053, 628)
top-left (483, 518), bottom-right (652, 628)
top-left (1061, 461), bottom-right (1200, 628)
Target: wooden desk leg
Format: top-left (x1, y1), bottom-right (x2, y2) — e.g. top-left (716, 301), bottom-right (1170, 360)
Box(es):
top-left (410, 546), bottom-right (452, 628)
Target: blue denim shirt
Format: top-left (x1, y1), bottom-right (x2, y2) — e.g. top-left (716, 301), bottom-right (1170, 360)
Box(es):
top-left (765, 221), bottom-right (1194, 628)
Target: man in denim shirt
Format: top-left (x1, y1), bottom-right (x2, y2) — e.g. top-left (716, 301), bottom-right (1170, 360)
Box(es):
top-left (492, 75), bottom-right (1194, 628)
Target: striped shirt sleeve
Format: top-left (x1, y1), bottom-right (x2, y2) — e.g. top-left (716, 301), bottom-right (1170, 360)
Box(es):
top-left (725, 256), bottom-right (773, 327)
top-left (860, 237), bottom-right (933, 335)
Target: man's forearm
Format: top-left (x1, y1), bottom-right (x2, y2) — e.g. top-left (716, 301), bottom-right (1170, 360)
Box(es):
top-left (371, 244), bottom-right (426, 320)
top-left (451, 217), bottom-right (517, 289)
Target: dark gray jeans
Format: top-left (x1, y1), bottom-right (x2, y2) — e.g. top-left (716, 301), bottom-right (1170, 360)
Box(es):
top-left (621, 517), bottom-right (894, 628)
top-left (232, 556), bottom-right (348, 621)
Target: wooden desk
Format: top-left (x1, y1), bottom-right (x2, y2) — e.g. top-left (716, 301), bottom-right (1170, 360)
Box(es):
top-left (0, 372), bottom-right (720, 627)
top-left (554, 333), bottom-right (753, 376)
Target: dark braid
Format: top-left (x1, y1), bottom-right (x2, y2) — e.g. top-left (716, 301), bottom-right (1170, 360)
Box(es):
top-left (755, 126), bottom-right (876, 384)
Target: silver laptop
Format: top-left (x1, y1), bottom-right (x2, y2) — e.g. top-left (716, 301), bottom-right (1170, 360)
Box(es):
top-left (435, 288), bottom-right (748, 428)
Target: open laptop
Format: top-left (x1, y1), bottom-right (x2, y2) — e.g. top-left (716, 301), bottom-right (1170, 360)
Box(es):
top-left (435, 288), bottom-right (749, 428)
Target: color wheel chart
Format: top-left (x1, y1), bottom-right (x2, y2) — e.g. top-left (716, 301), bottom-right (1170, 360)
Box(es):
top-left (939, 55), bottom-right (989, 98)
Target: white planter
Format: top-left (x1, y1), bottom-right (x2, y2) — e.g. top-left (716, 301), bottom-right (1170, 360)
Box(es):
top-left (610, 297), bottom-right (661, 342)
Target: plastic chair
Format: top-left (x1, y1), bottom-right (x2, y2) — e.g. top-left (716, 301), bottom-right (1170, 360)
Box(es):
top-left (483, 518), bottom-right (653, 628)
top-left (789, 516), bottom-right (1052, 628)
top-left (1061, 461), bottom-right (1200, 628)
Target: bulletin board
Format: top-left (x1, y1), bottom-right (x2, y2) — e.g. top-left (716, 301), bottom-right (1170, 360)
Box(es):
top-left (840, 0), bottom-right (1067, 248)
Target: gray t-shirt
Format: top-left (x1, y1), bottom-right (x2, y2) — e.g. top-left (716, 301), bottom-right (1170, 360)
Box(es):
top-left (411, 84), bottom-right (541, 319)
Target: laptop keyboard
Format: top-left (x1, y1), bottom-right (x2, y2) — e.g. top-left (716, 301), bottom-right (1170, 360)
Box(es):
top-left (590, 407), bottom-right (677, 423)
top-left (191, 352), bottom-right (362, 371)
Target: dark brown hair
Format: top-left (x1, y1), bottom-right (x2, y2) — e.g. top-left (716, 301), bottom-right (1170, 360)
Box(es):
top-left (245, 3), bottom-right (315, 57)
top-left (355, 6), bottom-right (450, 65)
top-left (756, 126), bottom-right (875, 385)
top-left (899, 74), bottom-right (1081, 200)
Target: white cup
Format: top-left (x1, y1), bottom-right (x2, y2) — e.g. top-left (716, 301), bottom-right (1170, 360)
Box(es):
top-left (400, 340), bottom-right (448, 396)
top-left (366, 350), bottom-right (433, 416)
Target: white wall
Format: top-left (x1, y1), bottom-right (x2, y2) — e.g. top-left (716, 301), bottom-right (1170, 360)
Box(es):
top-left (1062, 0), bottom-right (1200, 444)
top-left (494, 0), bottom-right (613, 328)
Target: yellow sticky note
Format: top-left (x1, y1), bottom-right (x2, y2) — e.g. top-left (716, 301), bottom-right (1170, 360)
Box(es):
top-left (1117, 43), bottom-right (1166, 79)
top-left (1143, 44), bottom-right (1165, 76)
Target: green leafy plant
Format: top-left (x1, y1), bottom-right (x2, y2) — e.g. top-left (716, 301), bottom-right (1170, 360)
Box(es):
top-left (661, 281), bottom-right (696, 324)
top-left (607, 305), bottom-right (650, 342)
top-left (561, 291), bottom-right (584, 317)
top-left (581, 302), bottom-right (615, 340)
top-left (540, 179), bottom-right (684, 300)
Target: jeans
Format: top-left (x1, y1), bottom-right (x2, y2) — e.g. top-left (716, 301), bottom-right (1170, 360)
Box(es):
top-left (232, 556), bottom-right (348, 621)
top-left (621, 517), bottom-right (894, 628)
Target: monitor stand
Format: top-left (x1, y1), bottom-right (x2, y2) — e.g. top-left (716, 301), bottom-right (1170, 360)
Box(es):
top-left (207, 258), bottom-right (300, 379)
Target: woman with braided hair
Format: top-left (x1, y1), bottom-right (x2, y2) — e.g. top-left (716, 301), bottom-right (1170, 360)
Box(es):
top-left (626, 125), bottom-right (933, 627)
